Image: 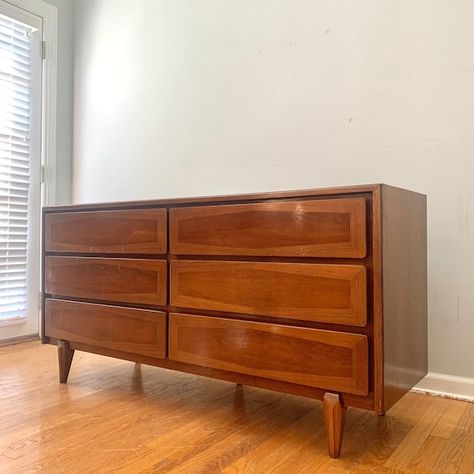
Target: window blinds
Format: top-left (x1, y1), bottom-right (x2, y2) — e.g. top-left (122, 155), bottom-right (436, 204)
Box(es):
top-left (0, 14), bottom-right (34, 320)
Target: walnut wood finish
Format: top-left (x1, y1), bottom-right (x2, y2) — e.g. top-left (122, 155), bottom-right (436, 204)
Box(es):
top-left (57, 339), bottom-right (375, 410)
top-left (46, 299), bottom-right (166, 358)
top-left (170, 260), bottom-right (367, 326)
top-left (323, 392), bottom-right (347, 458)
top-left (57, 339), bottom-right (74, 383)
top-left (380, 185), bottom-right (428, 411)
top-left (41, 183), bottom-right (428, 459)
top-left (169, 313), bottom-right (369, 395)
top-left (45, 209), bottom-right (167, 254)
top-left (170, 198), bottom-right (366, 258)
top-left (45, 256), bottom-right (167, 306)
top-left (43, 183), bottom-right (379, 212)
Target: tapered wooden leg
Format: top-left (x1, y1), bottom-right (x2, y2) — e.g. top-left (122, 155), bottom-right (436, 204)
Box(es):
top-left (58, 340), bottom-right (75, 384)
top-left (323, 392), bottom-right (346, 458)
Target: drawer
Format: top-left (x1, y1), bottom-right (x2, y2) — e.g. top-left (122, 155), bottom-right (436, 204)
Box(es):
top-left (45, 209), bottom-right (167, 254)
top-left (170, 198), bottom-right (366, 258)
top-left (169, 313), bottom-right (368, 395)
top-left (45, 299), bottom-right (166, 358)
top-left (45, 256), bottom-right (167, 306)
top-left (170, 260), bottom-right (367, 326)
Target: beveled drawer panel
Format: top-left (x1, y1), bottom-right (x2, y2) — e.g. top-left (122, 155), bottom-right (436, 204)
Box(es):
top-left (45, 299), bottom-right (166, 358)
top-left (45, 209), bottom-right (167, 254)
top-left (169, 313), bottom-right (369, 395)
top-left (45, 256), bottom-right (167, 306)
top-left (170, 198), bottom-right (366, 258)
top-left (171, 260), bottom-right (367, 326)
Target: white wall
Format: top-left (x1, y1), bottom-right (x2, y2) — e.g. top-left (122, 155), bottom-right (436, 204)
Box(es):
top-left (73, 0), bottom-right (474, 378)
top-left (44, 0), bottom-right (74, 204)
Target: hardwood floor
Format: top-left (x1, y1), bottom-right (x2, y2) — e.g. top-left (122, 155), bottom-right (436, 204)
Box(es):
top-left (0, 342), bottom-right (472, 473)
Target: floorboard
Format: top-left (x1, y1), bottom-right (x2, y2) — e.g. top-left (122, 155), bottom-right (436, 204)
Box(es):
top-left (0, 342), bottom-right (473, 473)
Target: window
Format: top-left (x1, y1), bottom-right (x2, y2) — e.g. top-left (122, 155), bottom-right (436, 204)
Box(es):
top-left (0, 1), bottom-right (42, 338)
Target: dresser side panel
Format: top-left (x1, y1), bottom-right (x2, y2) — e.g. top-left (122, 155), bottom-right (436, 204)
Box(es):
top-left (382, 185), bottom-right (428, 411)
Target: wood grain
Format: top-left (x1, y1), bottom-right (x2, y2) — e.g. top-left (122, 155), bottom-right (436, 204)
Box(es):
top-left (59, 339), bottom-right (375, 410)
top-left (0, 342), bottom-right (471, 473)
top-left (171, 260), bottom-right (367, 326)
top-left (381, 185), bottom-right (428, 411)
top-left (169, 313), bottom-right (369, 395)
top-left (170, 198), bottom-right (366, 258)
top-left (57, 339), bottom-right (74, 384)
top-left (45, 256), bottom-right (167, 306)
top-left (323, 392), bottom-right (347, 458)
top-left (45, 209), bottom-right (167, 254)
top-left (39, 183), bottom-right (428, 459)
top-left (372, 184), bottom-right (384, 415)
top-left (43, 184), bottom-right (379, 212)
top-left (45, 299), bottom-right (167, 359)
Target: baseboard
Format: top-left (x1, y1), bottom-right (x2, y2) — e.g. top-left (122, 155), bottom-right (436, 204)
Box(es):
top-left (0, 334), bottom-right (40, 347)
top-left (412, 372), bottom-right (474, 402)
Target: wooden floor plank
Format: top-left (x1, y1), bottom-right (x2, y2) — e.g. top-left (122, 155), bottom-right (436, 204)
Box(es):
top-left (406, 435), bottom-right (446, 473)
top-left (430, 399), bottom-right (469, 439)
top-left (0, 341), bottom-right (473, 473)
top-left (222, 407), bottom-right (325, 473)
top-left (431, 403), bottom-right (474, 474)
top-left (383, 396), bottom-right (451, 471)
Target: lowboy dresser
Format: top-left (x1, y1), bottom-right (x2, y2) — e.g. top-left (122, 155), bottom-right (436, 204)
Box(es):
top-left (42, 184), bottom-right (427, 458)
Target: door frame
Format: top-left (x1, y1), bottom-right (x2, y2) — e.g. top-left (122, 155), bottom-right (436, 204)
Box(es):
top-left (0, 0), bottom-right (57, 342)
top-left (4, 0), bottom-right (58, 207)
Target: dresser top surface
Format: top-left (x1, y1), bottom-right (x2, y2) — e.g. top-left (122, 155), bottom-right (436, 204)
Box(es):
top-left (43, 183), bottom-right (425, 213)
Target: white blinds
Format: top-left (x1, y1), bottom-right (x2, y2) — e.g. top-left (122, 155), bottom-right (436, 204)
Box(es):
top-left (0, 14), bottom-right (34, 320)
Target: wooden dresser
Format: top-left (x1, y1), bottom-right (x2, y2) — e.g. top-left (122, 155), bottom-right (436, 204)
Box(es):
top-left (42, 184), bottom-right (427, 458)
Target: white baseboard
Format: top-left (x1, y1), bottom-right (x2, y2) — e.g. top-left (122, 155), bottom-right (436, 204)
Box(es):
top-left (0, 333), bottom-right (39, 347)
top-left (412, 372), bottom-right (474, 402)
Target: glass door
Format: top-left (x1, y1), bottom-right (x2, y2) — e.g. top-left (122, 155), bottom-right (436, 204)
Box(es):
top-left (0, 1), bottom-right (42, 340)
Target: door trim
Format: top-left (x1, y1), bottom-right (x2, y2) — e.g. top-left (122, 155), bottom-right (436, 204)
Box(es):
top-left (4, 0), bottom-right (58, 206)
top-left (0, 0), bottom-right (58, 340)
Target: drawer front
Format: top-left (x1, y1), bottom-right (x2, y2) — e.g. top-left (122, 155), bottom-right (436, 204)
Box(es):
top-left (170, 198), bottom-right (366, 258)
top-left (45, 299), bottom-right (166, 358)
top-left (171, 260), bottom-right (367, 326)
top-left (45, 256), bottom-right (167, 306)
top-left (169, 313), bottom-right (368, 395)
top-left (45, 209), bottom-right (167, 254)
